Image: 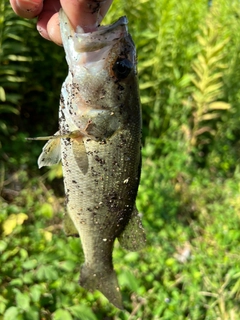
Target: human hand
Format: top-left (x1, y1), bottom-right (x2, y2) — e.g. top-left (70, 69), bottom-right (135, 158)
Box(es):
top-left (9, 0), bottom-right (113, 45)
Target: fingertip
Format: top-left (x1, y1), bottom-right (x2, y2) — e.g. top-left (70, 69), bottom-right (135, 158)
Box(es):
top-left (37, 11), bottom-right (62, 45)
top-left (10, 0), bottom-right (43, 19)
top-left (47, 13), bottom-right (63, 46)
top-left (36, 24), bottom-right (51, 42)
top-left (60, 0), bottom-right (98, 32)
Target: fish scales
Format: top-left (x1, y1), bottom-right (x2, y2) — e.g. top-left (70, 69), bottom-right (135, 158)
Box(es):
top-left (37, 9), bottom-right (146, 309)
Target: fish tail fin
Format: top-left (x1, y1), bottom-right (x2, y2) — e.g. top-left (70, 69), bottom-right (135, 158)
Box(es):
top-left (79, 264), bottom-right (123, 309)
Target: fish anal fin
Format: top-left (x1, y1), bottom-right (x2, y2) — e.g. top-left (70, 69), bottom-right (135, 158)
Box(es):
top-left (80, 264), bottom-right (123, 310)
top-left (72, 138), bottom-right (89, 175)
top-left (118, 207), bottom-right (146, 251)
top-left (38, 134), bottom-right (61, 169)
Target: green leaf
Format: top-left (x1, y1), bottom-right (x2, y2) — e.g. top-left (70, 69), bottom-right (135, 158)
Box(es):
top-left (68, 305), bottom-right (98, 320)
top-left (15, 290), bottom-right (30, 311)
top-left (30, 285), bottom-right (43, 303)
top-left (36, 265), bottom-right (58, 281)
top-left (58, 260), bottom-right (76, 272)
top-left (208, 102), bottom-right (231, 110)
top-left (199, 113), bottom-right (220, 121)
top-left (0, 240), bottom-right (7, 252)
top-left (0, 105), bottom-right (19, 114)
top-left (0, 295), bottom-right (7, 314)
top-left (0, 86), bottom-right (6, 101)
top-left (38, 203), bottom-right (53, 219)
top-left (9, 278), bottom-right (23, 287)
top-left (4, 306), bottom-right (19, 320)
top-left (23, 307), bottom-right (39, 320)
top-left (22, 272), bottom-right (34, 284)
top-left (119, 270), bottom-right (139, 292)
top-left (6, 54), bottom-right (32, 62)
top-left (53, 309), bottom-right (73, 320)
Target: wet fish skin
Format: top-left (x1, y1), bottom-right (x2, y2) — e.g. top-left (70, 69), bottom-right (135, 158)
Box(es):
top-left (38, 10), bottom-right (145, 309)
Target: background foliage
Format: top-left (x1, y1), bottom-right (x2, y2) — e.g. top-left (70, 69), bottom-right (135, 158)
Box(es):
top-left (1, 0), bottom-right (240, 319)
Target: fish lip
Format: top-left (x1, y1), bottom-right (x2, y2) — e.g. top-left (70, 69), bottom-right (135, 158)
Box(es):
top-left (59, 9), bottom-right (129, 52)
top-left (76, 16), bottom-right (128, 36)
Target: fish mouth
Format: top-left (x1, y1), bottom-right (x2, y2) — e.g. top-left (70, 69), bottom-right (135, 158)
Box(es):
top-left (59, 10), bottom-right (133, 74)
top-left (59, 9), bottom-right (129, 53)
top-left (74, 16), bottom-right (128, 52)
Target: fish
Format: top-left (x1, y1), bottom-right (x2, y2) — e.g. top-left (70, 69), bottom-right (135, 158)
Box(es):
top-left (34, 9), bottom-right (146, 309)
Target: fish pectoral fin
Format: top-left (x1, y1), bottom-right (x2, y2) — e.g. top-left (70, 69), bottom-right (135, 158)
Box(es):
top-left (80, 264), bottom-right (123, 310)
top-left (37, 132), bottom-right (61, 168)
top-left (72, 138), bottom-right (89, 175)
top-left (63, 211), bottom-right (79, 237)
top-left (118, 206), bottom-right (146, 251)
top-left (34, 130), bottom-right (88, 169)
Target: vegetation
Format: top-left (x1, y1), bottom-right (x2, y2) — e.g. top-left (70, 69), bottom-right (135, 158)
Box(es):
top-left (1, 0), bottom-right (240, 319)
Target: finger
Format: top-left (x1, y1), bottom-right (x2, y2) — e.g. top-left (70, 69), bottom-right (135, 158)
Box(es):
top-left (98, 0), bottom-right (113, 23)
top-left (46, 13), bottom-right (63, 45)
top-left (61, 0), bottom-right (113, 32)
top-left (39, 0), bottom-right (113, 45)
top-left (9, 0), bottom-right (43, 19)
top-left (36, 0), bottom-right (61, 44)
top-left (37, 11), bottom-right (56, 42)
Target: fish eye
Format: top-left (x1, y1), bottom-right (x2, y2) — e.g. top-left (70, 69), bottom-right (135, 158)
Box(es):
top-left (112, 58), bottom-right (133, 79)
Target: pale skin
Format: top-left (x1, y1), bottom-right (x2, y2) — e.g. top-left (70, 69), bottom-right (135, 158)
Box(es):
top-left (9, 0), bottom-right (113, 45)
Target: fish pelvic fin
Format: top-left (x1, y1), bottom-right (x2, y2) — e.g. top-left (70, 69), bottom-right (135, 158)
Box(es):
top-left (72, 138), bottom-right (89, 175)
top-left (79, 264), bottom-right (123, 310)
top-left (118, 206), bottom-right (146, 251)
top-left (63, 211), bottom-right (79, 237)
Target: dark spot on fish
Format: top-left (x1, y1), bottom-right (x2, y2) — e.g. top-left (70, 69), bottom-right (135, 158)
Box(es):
top-left (60, 94), bottom-right (65, 106)
top-left (95, 155), bottom-right (105, 165)
top-left (65, 194), bottom-right (69, 204)
top-left (87, 0), bottom-right (101, 14)
top-left (117, 84), bottom-right (124, 91)
top-left (113, 160), bottom-right (119, 167)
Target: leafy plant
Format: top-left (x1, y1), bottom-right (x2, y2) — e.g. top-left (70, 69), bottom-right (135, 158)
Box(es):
top-left (188, 17), bottom-right (231, 148)
top-left (0, 1), bottom-right (33, 135)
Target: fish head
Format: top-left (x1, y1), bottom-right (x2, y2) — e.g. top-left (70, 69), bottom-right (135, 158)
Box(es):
top-left (59, 10), bottom-right (139, 117)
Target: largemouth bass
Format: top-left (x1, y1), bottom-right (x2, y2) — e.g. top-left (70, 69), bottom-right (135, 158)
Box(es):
top-left (35, 9), bottom-right (145, 309)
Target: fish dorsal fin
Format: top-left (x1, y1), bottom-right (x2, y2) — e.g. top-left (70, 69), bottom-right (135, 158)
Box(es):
top-left (72, 138), bottom-right (89, 175)
top-left (118, 206), bottom-right (146, 251)
top-left (37, 133), bottom-right (61, 168)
